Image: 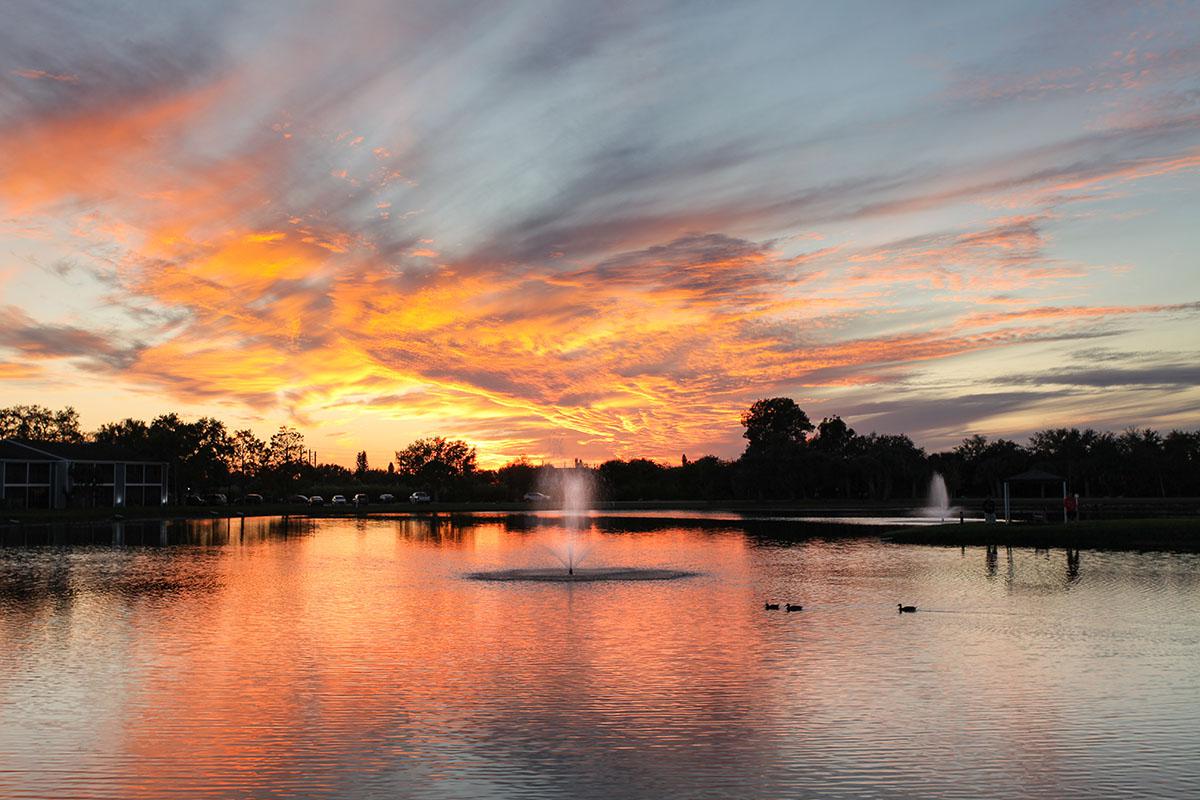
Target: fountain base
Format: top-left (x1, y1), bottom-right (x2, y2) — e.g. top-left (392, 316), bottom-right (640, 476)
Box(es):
top-left (466, 567), bottom-right (699, 582)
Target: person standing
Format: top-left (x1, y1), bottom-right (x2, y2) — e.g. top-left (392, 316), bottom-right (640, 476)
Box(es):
top-left (1064, 493), bottom-right (1079, 522)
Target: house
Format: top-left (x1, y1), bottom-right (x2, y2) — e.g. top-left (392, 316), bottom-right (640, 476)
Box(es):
top-left (0, 439), bottom-right (169, 510)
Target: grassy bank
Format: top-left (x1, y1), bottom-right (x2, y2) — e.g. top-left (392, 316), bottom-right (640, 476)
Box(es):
top-left (886, 517), bottom-right (1200, 552)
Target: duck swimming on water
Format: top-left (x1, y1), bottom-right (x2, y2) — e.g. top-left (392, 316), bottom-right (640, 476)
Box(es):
top-left (764, 602), bottom-right (780, 610)
top-left (898, 604), bottom-right (917, 613)
top-left (785, 604), bottom-right (803, 612)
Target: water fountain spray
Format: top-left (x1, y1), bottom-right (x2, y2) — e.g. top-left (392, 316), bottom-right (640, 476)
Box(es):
top-left (556, 467), bottom-right (593, 575)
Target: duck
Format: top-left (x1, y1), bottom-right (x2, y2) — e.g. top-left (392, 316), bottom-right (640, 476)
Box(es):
top-left (764, 602), bottom-right (780, 610)
top-left (898, 604), bottom-right (917, 613)
top-left (785, 603), bottom-right (803, 612)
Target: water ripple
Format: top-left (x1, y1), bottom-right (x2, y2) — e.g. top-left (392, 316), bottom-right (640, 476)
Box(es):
top-left (1, 518), bottom-right (1198, 798)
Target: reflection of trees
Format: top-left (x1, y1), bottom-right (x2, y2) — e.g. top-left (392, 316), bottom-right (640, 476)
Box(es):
top-left (391, 516), bottom-right (467, 545)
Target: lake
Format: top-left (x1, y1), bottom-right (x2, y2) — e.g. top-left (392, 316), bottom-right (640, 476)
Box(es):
top-left (2, 514), bottom-right (1198, 799)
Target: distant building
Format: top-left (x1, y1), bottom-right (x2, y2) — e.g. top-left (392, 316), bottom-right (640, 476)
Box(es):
top-left (0, 440), bottom-right (169, 510)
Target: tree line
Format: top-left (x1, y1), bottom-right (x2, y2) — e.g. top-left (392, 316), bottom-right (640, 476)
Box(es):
top-left (2, 400), bottom-right (1198, 501)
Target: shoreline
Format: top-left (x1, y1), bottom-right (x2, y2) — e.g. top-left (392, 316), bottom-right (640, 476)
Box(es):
top-left (884, 518), bottom-right (1200, 553)
top-left (0, 505), bottom-right (1197, 552)
top-left (3, 495), bottom-right (1197, 525)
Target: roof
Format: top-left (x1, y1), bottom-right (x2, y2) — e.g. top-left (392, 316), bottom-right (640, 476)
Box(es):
top-left (0, 440), bottom-right (57, 461)
top-left (1005, 468), bottom-right (1065, 483)
top-left (0, 439), bottom-right (166, 464)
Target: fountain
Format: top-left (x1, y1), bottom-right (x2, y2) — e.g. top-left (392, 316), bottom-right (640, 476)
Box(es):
top-left (553, 468), bottom-right (594, 575)
top-left (919, 471), bottom-right (953, 521)
top-left (466, 465), bottom-right (697, 582)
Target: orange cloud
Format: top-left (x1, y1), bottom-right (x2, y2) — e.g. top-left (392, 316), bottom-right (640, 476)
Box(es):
top-left (11, 68), bottom-right (79, 83)
top-left (3, 11), bottom-right (1198, 467)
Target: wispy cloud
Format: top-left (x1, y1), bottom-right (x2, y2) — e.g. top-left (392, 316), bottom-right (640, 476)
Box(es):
top-left (1, 1), bottom-right (1198, 464)
top-left (11, 68), bottom-right (78, 83)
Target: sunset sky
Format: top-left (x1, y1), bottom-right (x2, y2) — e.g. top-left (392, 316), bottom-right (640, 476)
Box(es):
top-left (2, 1), bottom-right (1198, 467)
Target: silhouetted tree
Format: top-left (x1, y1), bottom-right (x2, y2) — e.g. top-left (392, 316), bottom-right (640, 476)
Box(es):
top-left (737, 398), bottom-right (815, 499)
top-left (1119, 428), bottom-right (1166, 497)
top-left (264, 426), bottom-right (307, 495)
top-left (1163, 430), bottom-right (1200, 496)
top-left (497, 457), bottom-right (538, 499)
top-left (598, 459), bottom-right (668, 501)
top-left (950, 435), bottom-right (1028, 497)
top-left (10, 403), bottom-right (1198, 503)
top-left (93, 418), bottom-right (151, 451)
top-left (741, 398), bottom-right (815, 451)
top-left (1029, 428), bottom-right (1094, 490)
top-left (0, 405), bottom-right (84, 442)
top-left (1083, 431), bottom-right (1124, 496)
top-left (230, 429), bottom-right (266, 496)
top-left (678, 455), bottom-right (733, 500)
top-left (267, 427), bottom-right (306, 469)
top-left (395, 437), bottom-right (477, 501)
top-left (859, 433), bottom-right (926, 499)
top-left (142, 415), bottom-right (232, 495)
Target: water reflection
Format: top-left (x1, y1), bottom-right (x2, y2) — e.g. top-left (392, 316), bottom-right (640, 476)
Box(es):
top-left (1067, 549), bottom-right (1081, 583)
top-left (0, 518), bottom-right (1198, 799)
top-left (979, 544), bottom-right (1085, 587)
top-left (0, 515), bottom-right (316, 548)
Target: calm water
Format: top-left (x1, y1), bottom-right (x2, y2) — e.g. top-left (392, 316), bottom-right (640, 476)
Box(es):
top-left (1, 516), bottom-right (1198, 799)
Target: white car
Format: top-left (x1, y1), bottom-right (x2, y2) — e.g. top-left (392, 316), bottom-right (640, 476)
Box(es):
top-left (523, 492), bottom-right (551, 502)
top-left (409, 491), bottom-right (431, 504)
top-left (331, 495), bottom-right (347, 505)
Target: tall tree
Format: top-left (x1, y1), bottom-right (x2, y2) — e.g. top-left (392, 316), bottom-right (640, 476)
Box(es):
top-left (738, 398), bottom-right (815, 499)
top-left (355, 450), bottom-right (369, 476)
top-left (394, 437), bottom-right (476, 501)
top-left (813, 416), bottom-right (856, 455)
top-left (740, 398), bottom-right (814, 452)
top-left (230, 429), bottom-right (266, 485)
top-left (267, 426), bottom-right (306, 469)
top-left (142, 414), bottom-right (232, 494)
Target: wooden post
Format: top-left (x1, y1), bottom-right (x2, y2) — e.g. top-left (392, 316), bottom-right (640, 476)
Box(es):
top-left (1062, 480), bottom-right (1068, 524)
top-left (1003, 481), bottom-right (1010, 524)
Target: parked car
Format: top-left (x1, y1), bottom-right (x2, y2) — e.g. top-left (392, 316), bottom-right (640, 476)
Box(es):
top-left (523, 492), bottom-right (551, 502)
top-left (243, 493), bottom-right (264, 505)
top-left (331, 495), bottom-right (347, 505)
top-left (308, 495), bottom-right (325, 506)
top-left (185, 494), bottom-right (205, 506)
top-left (287, 494), bottom-right (309, 504)
top-left (409, 491), bottom-right (431, 504)
top-left (378, 493), bottom-right (395, 503)
top-left (352, 493), bottom-right (369, 506)
top-left (206, 493), bottom-right (228, 505)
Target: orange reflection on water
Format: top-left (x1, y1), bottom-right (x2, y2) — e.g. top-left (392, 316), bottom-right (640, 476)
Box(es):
top-left (2, 518), bottom-right (1199, 798)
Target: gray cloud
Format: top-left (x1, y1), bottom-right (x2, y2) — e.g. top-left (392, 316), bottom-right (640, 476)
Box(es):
top-left (0, 304), bottom-right (144, 369)
top-left (996, 364), bottom-right (1200, 389)
top-left (838, 391), bottom-right (1064, 440)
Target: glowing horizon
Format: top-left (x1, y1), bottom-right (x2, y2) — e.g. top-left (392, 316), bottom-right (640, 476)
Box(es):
top-left (2, 1), bottom-right (1198, 469)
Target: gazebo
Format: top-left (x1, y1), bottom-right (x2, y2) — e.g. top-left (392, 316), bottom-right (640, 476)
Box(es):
top-left (1002, 468), bottom-right (1068, 524)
